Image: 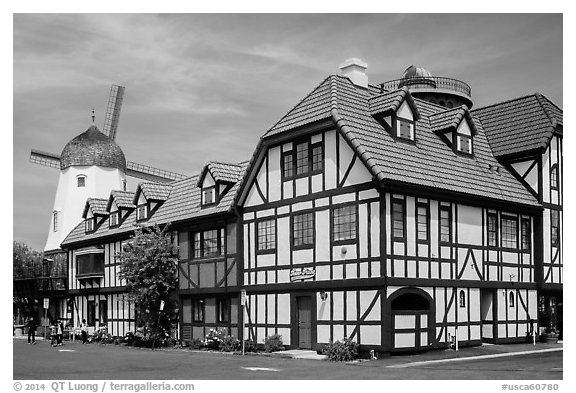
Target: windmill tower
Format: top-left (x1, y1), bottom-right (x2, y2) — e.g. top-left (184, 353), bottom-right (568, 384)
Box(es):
top-left (30, 85), bottom-right (187, 253)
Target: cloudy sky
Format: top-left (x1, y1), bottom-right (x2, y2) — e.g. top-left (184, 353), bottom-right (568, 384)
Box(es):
top-left (13, 13), bottom-right (562, 251)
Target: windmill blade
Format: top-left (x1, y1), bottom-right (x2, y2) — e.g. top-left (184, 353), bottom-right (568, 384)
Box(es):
top-left (102, 85), bottom-right (125, 140)
top-left (126, 161), bottom-right (188, 183)
top-left (30, 149), bottom-right (61, 169)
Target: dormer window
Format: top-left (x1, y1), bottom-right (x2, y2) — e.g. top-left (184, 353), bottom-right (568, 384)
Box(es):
top-left (136, 204), bottom-right (148, 221)
top-left (457, 134), bottom-right (473, 155)
top-left (77, 175), bottom-right (86, 187)
top-left (202, 186), bottom-right (216, 206)
top-left (109, 211), bottom-right (119, 227)
top-left (85, 218), bottom-right (94, 232)
top-left (397, 118), bottom-right (414, 141)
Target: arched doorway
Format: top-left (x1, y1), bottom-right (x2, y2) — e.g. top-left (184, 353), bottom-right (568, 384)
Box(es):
top-left (388, 288), bottom-right (434, 352)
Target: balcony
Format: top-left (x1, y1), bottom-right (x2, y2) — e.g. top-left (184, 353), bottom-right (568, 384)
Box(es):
top-left (379, 76), bottom-right (472, 100)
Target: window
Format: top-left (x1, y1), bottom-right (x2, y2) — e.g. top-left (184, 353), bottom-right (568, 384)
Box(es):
top-left (501, 216), bottom-right (517, 249)
top-left (521, 218), bottom-right (531, 251)
top-left (459, 290), bottom-right (466, 308)
top-left (293, 212), bottom-right (314, 247)
top-left (217, 298), bottom-right (229, 323)
top-left (282, 152), bottom-right (294, 178)
top-left (551, 210), bottom-right (560, 246)
top-left (312, 143), bottom-right (323, 171)
top-left (487, 213), bottom-right (498, 247)
top-left (77, 175), bottom-right (86, 187)
top-left (417, 204), bottom-right (428, 241)
top-left (109, 211), bottom-right (119, 227)
top-left (53, 211), bottom-right (58, 232)
top-left (87, 301), bottom-right (96, 326)
top-left (99, 299), bottom-right (108, 324)
top-left (440, 206), bottom-right (451, 243)
top-left (202, 187), bottom-right (216, 206)
top-left (397, 119), bottom-right (413, 140)
top-left (122, 179), bottom-right (127, 191)
top-left (192, 299), bottom-right (205, 322)
top-left (257, 219), bottom-right (276, 251)
top-left (193, 229), bottom-right (224, 258)
top-left (392, 199), bottom-right (405, 240)
top-left (550, 165), bottom-right (558, 190)
top-left (282, 138), bottom-right (324, 180)
top-left (457, 135), bottom-right (472, 154)
top-left (85, 218), bottom-right (94, 232)
top-left (76, 253), bottom-right (104, 276)
top-left (509, 292), bottom-right (515, 308)
top-left (296, 142), bottom-right (309, 175)
top-left (136, 204), bottom-right (148, 221)
top-left (333, 205), bottom-right (357, 242)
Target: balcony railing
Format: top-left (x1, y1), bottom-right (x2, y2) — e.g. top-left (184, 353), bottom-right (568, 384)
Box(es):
top-left (380, 76), bottom-right (472, 98)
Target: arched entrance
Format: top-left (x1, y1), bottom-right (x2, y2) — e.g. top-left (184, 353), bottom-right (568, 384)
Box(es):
top-left (388, 288), bottom-right (434, 352)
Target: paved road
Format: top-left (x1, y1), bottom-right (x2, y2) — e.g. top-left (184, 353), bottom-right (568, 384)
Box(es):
top-left (13, 339), bottom-right (562, 380)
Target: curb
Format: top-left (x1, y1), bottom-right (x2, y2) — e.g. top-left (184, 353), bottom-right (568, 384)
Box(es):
top-left (387, 347), bottom-right (563, 368)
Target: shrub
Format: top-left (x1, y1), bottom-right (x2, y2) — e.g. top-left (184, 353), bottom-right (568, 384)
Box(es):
top-left (264, 334), bottom-right (284, 353)
top-left (190, 338), bottom-right (203, 350)
top-left (220, 335), bottom-right (241, 352)
top-left (243, 340), bottom-right (258, 352)
top-left (202, 328), bottom-right (226, 350)
top-left (322, 337), bottom-right (359, 361)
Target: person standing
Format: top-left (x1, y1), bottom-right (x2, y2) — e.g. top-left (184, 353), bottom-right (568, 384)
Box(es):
top-left (57, 322), bottom-right (64, 346)
top-left (80, 319), bottom-right (88, 344)
top-left (26, 316), bottom-right (37, 344)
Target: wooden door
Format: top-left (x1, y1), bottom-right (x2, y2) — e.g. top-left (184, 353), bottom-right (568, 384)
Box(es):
top-left (297, 296), bottom-right (312, 349)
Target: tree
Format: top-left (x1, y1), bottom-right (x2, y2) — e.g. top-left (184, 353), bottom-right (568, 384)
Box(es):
top-left (13, 241), bottom-right (42, 278)
top-left (117, 224), bottom-right (179, 334)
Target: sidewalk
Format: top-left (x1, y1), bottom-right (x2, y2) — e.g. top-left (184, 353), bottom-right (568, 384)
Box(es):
top-left (349, 342), bottom-right (563, 368)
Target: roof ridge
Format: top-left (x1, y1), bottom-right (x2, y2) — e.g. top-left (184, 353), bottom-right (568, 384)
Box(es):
top-left (471, 93), bottom-right (543, 113)
top-left (267, 74), bottom-right (333, 132)
top-left (533, 93), bottom-right (562, 126)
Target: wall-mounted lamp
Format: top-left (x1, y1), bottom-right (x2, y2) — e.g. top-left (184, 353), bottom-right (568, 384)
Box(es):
top-left (320, 291), bottom-right (328, 301)
top-left (509, 273), bottom-right (516, 281)
top-left (341, 246), bottom-right (347, 255)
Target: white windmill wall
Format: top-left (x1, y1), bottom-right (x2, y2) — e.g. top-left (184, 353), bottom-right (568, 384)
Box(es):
top-left (44, 165), bottom-right (126, 251)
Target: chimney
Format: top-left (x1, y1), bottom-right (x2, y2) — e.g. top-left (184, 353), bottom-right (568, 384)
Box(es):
top-left (339, 58), bottom-right (368, 88)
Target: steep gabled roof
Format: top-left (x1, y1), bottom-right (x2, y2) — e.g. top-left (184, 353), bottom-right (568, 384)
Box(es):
top-left (368, 86), bottom-right (421, 120)
top-left (106, 190), bottom-right (135, 211)
top-left (82, 198), bottom-right (108, 218)
top-left (61, 162), bottom-right (249, 248)
top-left (197, 161), bottom-right (246, 187)
top-left (471, 93), bottom-right (562, 158)
top-left (249, 74), bottom-right (539, 207)
top-left (429, 105), bottom-right (478, 135)
top-left (134, 182), bottom-right (173, 203)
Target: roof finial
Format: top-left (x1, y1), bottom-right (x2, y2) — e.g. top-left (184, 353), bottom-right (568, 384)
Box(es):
top-left (91, 108), bottom-right (95, 125)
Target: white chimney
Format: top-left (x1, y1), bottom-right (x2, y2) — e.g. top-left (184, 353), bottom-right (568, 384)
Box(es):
top-left (339, 58), bottom-right (368, 88)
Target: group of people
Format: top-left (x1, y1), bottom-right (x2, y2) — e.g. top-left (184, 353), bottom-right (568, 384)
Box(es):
top-left (25, 316), bottom-right (89, 346)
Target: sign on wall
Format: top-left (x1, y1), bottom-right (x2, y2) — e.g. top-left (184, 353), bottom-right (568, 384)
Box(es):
top-left (290, 267), bottom-right (316, 282)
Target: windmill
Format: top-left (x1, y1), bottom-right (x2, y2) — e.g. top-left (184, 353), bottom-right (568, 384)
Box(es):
top-left (30, 85), bottom-right (187, 184)
top-left (29, 84), bottom-right (188, 252)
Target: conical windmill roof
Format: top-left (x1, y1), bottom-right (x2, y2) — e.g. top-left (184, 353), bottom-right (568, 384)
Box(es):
top-left (60, 125), bottom-right (126, 171)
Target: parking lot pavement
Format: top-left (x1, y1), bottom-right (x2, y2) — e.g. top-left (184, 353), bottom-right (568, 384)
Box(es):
top-left (13, 339), bottom-right (562, 380)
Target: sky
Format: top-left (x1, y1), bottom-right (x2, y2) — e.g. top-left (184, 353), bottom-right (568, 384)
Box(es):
top-left (12, 13), bottom-right (563, 251)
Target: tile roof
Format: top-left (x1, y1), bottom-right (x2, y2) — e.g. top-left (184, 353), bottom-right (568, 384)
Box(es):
top-left (61, 162), bottom-right (249, 247)
top-left (135, 182), bottom-right (173, 202)
top-left (107, 190), bottom-right (135, 210)
top-left (201, 161), bottom-right (246, 186)
top-left (368, 86), bottom-right (421, 120)
top-left (429, 105), bottom-right (478, 135)
top-left (471, 93), bottom-right (562, 158)
top-left (260, 74), bottom-right (539, 207)
top-left (82, 198), bottom-right (109, 218)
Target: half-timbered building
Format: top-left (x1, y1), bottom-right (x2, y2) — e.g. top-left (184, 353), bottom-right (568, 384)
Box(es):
top-left (60, 161), bottom-right (247, 338)
top-left (234, 60), bottom-right (562, 353)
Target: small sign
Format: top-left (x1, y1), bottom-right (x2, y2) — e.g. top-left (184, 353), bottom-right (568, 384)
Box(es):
top-left (43, 298), bottom-right (49, 309)
top-left (159, 300), bottom-right (165, 311)
top-left (240, 289), bottom-right (247, 306)
top-left (290, 267), bottom-right (316, 282)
